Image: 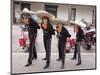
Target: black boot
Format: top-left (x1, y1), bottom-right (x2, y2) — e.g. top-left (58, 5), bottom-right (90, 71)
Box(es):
top-left (42, 57), bottom-right (47, 60)
top-left (43, 64), bottom-right (49, 69)
top-left (76, 62), bottom-right (81, 65)
top-left (76, 57), bottom-right (81, 65)
top-left (61, 60), bottom-right (65, 69)
top-left (76, 61), bottom-right (81, 65)
top-left (71, 57), bottom-right (76, 60)
top-left (25, 63), bottom-right (32, 67)
top-left (61, 64), bottom-right (64, 69)
top-left (56, 58), bottom-right (61, 61)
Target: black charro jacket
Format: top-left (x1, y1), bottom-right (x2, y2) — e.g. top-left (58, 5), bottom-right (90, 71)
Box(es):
top-left (76, 30), bottom-right (84, 42)
top-left (57, 27), bottom-right (71, 42)
top-left (41, 23), bottom-right (55, 39)
top-left (26, 19), bottom-right (40, 40)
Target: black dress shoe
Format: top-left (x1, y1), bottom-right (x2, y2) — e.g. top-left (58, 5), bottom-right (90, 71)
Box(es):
top-left (71, 58), bottom-right (76, 60)
top-left (25, 63), bottom-right (32, 67)
top-left (43, 65), bottom-right (49, 69)
top-left (42, 58), bottom-right (47, 60)
top-left (76, 62), bottom-right (81, 65)
top-left (56, 58), bottom-right (61, 61)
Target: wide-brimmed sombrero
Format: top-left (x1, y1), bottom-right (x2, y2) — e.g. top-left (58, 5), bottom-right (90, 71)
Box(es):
top-left (70, 20), bottom-right (86, 27)
top-left (21, 8), bottom-right (36, 15)
top-left (31, 15), bottom-right (42, 24)
top-left (21, 8), bottom-right (42, 23)
top-left (52, 19), bottom-right (70, 25)
top-left (36, 10), bottom-right (55, 21)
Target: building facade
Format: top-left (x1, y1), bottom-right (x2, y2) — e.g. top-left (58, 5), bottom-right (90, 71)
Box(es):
top-left (13, 1), bottom-right (96, 25)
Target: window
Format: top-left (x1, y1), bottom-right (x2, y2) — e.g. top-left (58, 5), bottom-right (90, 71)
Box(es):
top-left (68, 8), bottom-right (71, 20)
top-left (21, 3), bottom-right (30, 11)
top-left (92, 9), bottom-right (96, 24)
top-left (71, 8), bottom-right (76, 21)
top-left (45, 5), bottom-right (58, 18)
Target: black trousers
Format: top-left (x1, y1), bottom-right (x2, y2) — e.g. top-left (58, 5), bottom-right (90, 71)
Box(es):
top-left (73, 42), bottom-right (81, 63)
top-left (43, 37), bottom-right (51, 65)
top-left (58, 40), bottom-right (66, 65)
top-left (28, 34), bottom-right (37, 64)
